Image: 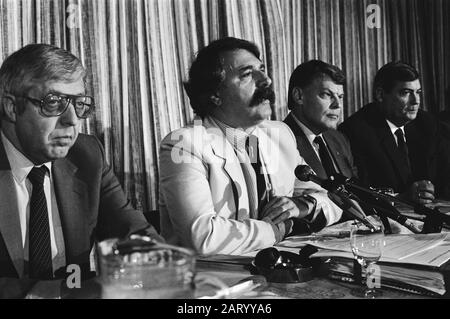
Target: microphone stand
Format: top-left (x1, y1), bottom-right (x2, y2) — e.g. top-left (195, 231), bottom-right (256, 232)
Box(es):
top-left (295, 165), bottom-right (447, 234)
top-left (344, 179), bottom-right (450, 234)
top-left (315, 176), bottom-right (376, 231)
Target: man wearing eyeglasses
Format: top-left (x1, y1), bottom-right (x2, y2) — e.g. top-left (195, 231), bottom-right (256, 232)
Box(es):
top-left (0, 44), bottom-right (161, 298)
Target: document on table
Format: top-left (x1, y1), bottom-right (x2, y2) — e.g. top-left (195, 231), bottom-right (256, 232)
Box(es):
top-left (310, 233), bottom-right (450, 267)
top-left (277, 220), bottom-right (353, 248)
top-left (277, 215), bottom-right (420, 249)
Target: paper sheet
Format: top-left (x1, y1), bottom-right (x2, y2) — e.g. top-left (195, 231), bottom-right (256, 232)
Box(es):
top-left (309, 233), bottom-right (450, 267)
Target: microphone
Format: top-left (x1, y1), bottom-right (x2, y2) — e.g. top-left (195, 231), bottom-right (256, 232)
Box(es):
top-left (295, 165), bottom-right (378, 231)
top-left (345, 182), bottom-right (422, 234)
top-left (294, 165), bottom-right (346, 191)
top-left (295, 165), bottom-right (422, 233)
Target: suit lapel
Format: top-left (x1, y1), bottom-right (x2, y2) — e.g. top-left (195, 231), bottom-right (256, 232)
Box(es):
top-left (52, 157), bottom-right (88, 264)
top-left (374, 118), bottom-right (411, 185)
top-left (0, 139), bottom-right (24, 277)
top-left (405, 120), bottom-right (429, 178)
top-left (323, 132), bottom-right (349, 177)
top-left (203, 118), bottom-right (249, 217)
top-left (284, 113), bottom-right (327, 179)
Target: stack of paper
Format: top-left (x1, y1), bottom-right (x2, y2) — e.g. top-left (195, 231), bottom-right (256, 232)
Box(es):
top-left (325, 258), bottom-right (447, 296)
top-left (308, 233), bottom-right (450, 296)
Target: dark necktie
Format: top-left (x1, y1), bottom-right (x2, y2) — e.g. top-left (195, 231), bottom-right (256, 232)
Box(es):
top-left (314, 135), bottom-right (338, 177)
top-left (395, 128), bottom-right (411, 171)
top-left (28, 166), bottom-right (53, 279)
top-left (246, 135), bottom-right (269, 212)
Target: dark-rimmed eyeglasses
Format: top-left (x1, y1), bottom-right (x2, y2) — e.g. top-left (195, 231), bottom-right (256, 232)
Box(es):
top-left (14, 93), bottom-right (95, 119)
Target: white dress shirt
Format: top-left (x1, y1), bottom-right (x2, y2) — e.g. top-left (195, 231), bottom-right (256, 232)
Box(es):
top-left (1, 132), bottom-right (59, 261)
top-left (212, 118), bottom-right (275, 219)
top-left (291, 113), bottom-right (322, 157)
top-left (386, 119), bottom-right (406, 146)
top-left (290, 113), bottom-right (340, 173)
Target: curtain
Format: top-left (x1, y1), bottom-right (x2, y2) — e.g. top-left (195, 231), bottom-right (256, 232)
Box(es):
top-left (1, 0), bottom-right (449, 212)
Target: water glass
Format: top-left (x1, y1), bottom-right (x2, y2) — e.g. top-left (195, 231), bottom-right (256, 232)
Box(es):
top-left (350, 215), bottom-right (385, 298)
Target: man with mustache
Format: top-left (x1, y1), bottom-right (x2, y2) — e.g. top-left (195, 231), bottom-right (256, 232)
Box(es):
top-left (284, 60), bottom-right (358, 183)
top-left (340, 61), bottom-right (450, 204)
top-left (0, 44), bottom-right (161, 298)
top-left (159, 38), bottom-right (342, 255)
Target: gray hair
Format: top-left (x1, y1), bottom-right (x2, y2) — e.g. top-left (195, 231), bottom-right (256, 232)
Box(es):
top-left (0, 43), bottom-right (86, 115)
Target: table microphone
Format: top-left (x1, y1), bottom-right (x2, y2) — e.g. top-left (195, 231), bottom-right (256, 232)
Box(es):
top-left (295, 165), bottom-right (421, 234)
top-left (346, 182), bottom-right (422, 234)
top-left (295, 165), bottom-right (378, 231)
top-left (294, 165), bottom-right (344, 191)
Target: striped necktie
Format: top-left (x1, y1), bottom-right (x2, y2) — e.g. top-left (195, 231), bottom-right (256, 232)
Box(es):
top-left (28, 166), bottom-right (53, 279)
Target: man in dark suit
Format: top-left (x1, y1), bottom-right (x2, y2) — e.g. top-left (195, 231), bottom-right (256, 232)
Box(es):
top-left (0, 44), bottom-right (161, 298)
top-left (339, 61), bottom-right (450, 204)
top-left (284, 60), bottom-right (357, 181)
top-left (438, 86), bottom-right (450, 128)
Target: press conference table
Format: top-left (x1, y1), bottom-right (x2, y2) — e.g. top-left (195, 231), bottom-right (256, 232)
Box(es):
top-left (61, 226), bottom-right (449, 299)
top-left (195, 209), bottom-right (450, 300)
top-left (59, 201), bottom-right (450, 299)
top-left (194, 256), bottom-right (433, 299)
top-left (56, 256), bottom-right (431, 299)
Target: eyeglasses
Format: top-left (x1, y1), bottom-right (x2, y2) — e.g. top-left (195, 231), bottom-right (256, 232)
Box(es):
top-left (16, 93), bottom-right (95, 119)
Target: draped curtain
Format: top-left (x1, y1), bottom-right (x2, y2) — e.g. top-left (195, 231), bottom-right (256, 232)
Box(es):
top-left (1, 0), bottom-right (449, 212)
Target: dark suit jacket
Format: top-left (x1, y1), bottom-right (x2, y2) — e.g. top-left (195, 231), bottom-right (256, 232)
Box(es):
top-left (0, 134), bottom-right (160, 285)
top-left (284, 112), bottom-right (358, 180)
top-left (339, 103), bottom-right (450, 197)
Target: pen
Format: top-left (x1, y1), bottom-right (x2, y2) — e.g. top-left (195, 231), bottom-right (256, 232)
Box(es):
top-left (198, 280), bottom-right (261, 299)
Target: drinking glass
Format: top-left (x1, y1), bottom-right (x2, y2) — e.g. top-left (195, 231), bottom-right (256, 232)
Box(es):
top-left (350, 215), bottom-right (385, 298)
top-left (97, 235), bottom-right (196, 299)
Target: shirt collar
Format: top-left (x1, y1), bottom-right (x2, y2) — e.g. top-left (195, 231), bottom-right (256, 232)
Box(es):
top-left (209, 116), bottom-right (257, 151)
top-left (1, 131), bottom-right (52, 183)
top-left (385, 119), bottom-right (405, 139)
top-left (290, 113), bottom-right (323, 145)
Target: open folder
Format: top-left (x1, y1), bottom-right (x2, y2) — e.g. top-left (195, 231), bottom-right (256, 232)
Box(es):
top-left (304, 233), bottom-right (450, 296)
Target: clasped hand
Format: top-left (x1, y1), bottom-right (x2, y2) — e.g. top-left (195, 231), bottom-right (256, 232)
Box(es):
top-left (260, 196), bottom-right (310, 242)
top-left (403, 180), bottom-right (435, 204)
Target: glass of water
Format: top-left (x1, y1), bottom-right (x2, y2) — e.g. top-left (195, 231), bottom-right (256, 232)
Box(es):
top-left (350, 215), bottom-right (385, 298)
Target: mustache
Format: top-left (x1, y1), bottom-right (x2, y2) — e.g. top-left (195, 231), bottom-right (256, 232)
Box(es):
top-left (250, 85), bottom-right (275, 106)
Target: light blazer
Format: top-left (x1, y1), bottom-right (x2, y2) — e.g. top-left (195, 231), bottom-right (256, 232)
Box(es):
top-left (159, 117), bottom-right (342, 255)
top-left (0, 134), bottom-right (159, 281)
top-left (284, 112), bottom-right (358, 181)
